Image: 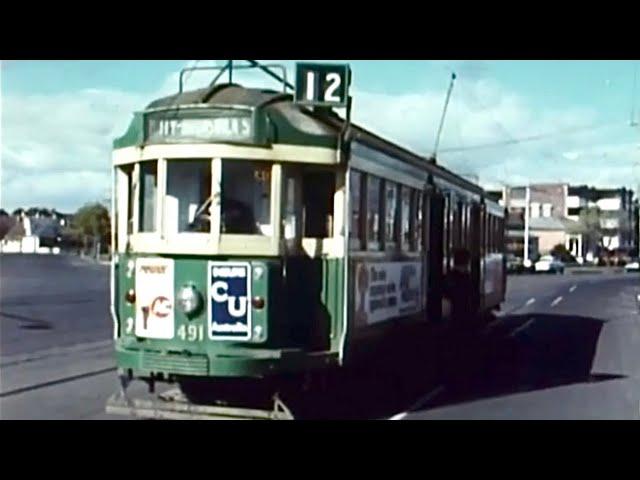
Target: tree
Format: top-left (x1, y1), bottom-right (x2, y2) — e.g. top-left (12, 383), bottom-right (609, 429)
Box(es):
top-left (570, 206), bottom-right (603, 253)
top-left (65, 203), bottom-right (111, 255)
top-left (551, 244), bottom-right (575, 263)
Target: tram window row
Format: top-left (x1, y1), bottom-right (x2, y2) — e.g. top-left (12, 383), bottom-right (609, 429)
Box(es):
top-left (349, 169), bottom-right (423, 253)
top-left (349, 169), bottom-right (504, 261)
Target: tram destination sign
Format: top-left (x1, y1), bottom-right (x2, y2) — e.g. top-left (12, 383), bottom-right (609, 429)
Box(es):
top-left (145, 110), bottom-right (253, 144)
top-left (295, 63), bottom-right (351, 108)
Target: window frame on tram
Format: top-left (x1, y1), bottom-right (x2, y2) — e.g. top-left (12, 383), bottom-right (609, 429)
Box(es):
top-left (348, 167), bottom-right (426, 258)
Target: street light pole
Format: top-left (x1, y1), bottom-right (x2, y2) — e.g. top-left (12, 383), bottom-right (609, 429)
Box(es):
top-left (524, 185), bottom-right (531, 266)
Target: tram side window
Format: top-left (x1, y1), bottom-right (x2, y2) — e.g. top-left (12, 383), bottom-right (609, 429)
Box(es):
top-left (483, 213), bottom-right (489, 255)
top-left (221, 160), bottom-right (271, 235)
top-left (489, 215), bottom-right (496, 253)
top-left (401, 186), bottom-right (411, 248)
top-left (412, 191), bottom-right (422, 252)
top-left (385, 180), bottom-right (398, 246)
top-left (117, 165), bottom-right (134, 235)
top-left (443, 195), bottom-right (450, 272)
top-left (367, 175), bottom-right (382, 249)
top-left (166, 159), bottom-right (211, 233)
top-left (139, 161), bottom-right (158, 233)
top-left (349, 170), bottom-right (363, 247)
top-left (461, 204), bottom-right (468, 246)
top-left (419, 193), bottom-right (428, 252)
top-left (448, 197), bottom-right (455, 265)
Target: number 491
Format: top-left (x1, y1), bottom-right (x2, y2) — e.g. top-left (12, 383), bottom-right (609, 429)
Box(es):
top-left (177, 324), bottom-right (204, 342)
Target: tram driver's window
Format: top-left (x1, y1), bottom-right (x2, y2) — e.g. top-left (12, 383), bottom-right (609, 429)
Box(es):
top-left (221, 160), bottom-right (272, 236)
top-left (302, 169), bottom-right (335, 238)
top-left (139, 161), bottom-right (158, 232)
top-left (166, 159), bottom-right (211, 233)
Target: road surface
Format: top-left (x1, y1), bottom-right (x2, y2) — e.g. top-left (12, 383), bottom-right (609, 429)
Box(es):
top-left (1, 254), bottom-right (639, 419)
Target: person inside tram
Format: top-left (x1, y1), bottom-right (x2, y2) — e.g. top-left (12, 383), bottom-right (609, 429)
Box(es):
top-left (220, 197), bottom-right (258, 234)
top-left (188, 196), bottom-right (258, 235)
top-left (443, 247), bottom-right (474, 329)
top-left (442, 247), bottom-right (478, 391)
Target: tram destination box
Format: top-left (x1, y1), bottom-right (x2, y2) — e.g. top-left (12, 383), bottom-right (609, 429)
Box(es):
top-left (144, 107), bottom-right (268, 145)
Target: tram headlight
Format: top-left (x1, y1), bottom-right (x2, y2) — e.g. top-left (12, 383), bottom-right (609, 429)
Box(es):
top-left (177, 284), bottom-right (203, 316)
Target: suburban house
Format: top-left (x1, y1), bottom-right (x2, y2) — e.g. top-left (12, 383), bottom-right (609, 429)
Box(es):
top-left (0, 209), bottom-right (70, 254)
top-left (488, 182), bottom-right (639, 263)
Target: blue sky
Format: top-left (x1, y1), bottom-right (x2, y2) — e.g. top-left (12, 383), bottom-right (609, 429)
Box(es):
top-left (2, 60), bottom-right (639, 212)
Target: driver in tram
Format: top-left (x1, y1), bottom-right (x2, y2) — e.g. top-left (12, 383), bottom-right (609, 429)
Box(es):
top-left (188, 196), bottom-right (258, 235)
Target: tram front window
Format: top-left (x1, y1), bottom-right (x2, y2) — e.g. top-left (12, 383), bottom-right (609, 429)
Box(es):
top-left (166, 159), bottom-right (211, 234)
top-left (221, 160), bottom-right (272, 236)
top-left (139, 161), bottom-right (158, 232)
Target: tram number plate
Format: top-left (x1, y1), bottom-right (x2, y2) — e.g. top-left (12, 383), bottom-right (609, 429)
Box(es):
top-left (177, 324), bottom-right (205, 342)
top-left (295, 63), bottom-right (351, 108)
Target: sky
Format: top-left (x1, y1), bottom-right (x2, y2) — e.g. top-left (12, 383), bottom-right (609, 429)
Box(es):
top-left (1, 60), bottom-right (639, 213)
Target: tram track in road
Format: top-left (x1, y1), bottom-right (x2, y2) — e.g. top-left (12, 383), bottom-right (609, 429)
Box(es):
top-left (0, 366), bottom-right (117, 399)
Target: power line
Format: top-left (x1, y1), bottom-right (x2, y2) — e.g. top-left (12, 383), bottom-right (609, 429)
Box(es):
top-left (440, 121), bottom-right (625, 153)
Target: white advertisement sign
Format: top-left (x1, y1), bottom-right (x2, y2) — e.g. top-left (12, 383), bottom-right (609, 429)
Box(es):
top-left (135, 257), bottom-right (175, 339)
top-left (484, 254), bottom-right (503, 295)
top-left (354, 261), bottom-right (423, 326)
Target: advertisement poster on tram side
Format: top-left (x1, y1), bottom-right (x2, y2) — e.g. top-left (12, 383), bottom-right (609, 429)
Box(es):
top-left (354, 261), bottom-right (423, 326)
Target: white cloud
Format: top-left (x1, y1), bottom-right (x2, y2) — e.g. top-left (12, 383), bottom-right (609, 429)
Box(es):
top-left (2, 61), bottom-right (639, 213)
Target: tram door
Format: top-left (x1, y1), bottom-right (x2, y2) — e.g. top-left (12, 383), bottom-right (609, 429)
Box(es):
top-left (469, 203), bottom-right (482, 315)
top-left (427, 191), bottom-right (445, 322)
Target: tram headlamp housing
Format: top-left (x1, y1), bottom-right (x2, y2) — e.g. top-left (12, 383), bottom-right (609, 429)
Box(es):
top-left (177, 284), bottom-right (203, 317)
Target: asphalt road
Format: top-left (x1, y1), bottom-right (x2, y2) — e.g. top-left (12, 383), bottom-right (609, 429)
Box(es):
top-left (397, 272), bottom-right (640, 420)
top-left (0, 254), bottom-right (111, 357)
top-left (1, 254), bottom-right (639, 420)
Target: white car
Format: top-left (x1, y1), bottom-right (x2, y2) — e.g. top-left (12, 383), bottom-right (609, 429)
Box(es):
top-left (625, 258), bottom-right (639, 272)
top-left (535, 255), bottom-right (565, 274)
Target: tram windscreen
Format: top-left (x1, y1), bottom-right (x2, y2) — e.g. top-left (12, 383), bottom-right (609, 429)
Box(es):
top-left (221, 161), bottom-right (272, 236)
top-left (166, 159), bottom-right (211, 233)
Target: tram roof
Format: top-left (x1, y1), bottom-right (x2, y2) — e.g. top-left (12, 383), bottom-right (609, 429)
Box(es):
top-left (119, 84), bottom-right (494, 202)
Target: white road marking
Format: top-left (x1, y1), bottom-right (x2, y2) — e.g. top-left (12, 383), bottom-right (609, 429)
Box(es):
top-left (569, 285), bottom-right (577, 293)
top-left (389, 386), bottom-right (446, 420)
top-left (550, 296), bottom-right (564, 307)
top-left (509, 318), bottom-right (536, 338)
top-left (525, 298), bottom-right (536, 307)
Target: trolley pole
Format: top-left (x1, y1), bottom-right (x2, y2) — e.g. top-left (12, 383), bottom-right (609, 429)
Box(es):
top-left (432, 72), bottom-right (457, 160)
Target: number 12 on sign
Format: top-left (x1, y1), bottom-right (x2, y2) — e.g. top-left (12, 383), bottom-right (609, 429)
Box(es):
top-left (295, 63), bottom-right (351, 108)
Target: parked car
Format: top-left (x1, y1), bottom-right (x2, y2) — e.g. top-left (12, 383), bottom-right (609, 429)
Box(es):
top-left (506, 254), bottom-right (525, 274)
top-left (535, 255), bottom-right (565, 274)
top-left (625, 258), bottom-right (639, 272)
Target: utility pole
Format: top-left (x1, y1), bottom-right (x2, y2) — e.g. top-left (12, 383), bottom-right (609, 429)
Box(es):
top-left (524, 185), bottom-right (531, 266)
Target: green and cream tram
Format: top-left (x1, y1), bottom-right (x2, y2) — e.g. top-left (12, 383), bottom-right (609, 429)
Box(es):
top-left (109, 63), bottom-right (506, 412)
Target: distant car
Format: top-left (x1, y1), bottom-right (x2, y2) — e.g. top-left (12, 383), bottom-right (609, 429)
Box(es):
top-left (506, 254), bottom-right (524, 274)
top-left (625, 258), bottom-right (639, 272)
top-left (535, 255), bottom-right (565, 274)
